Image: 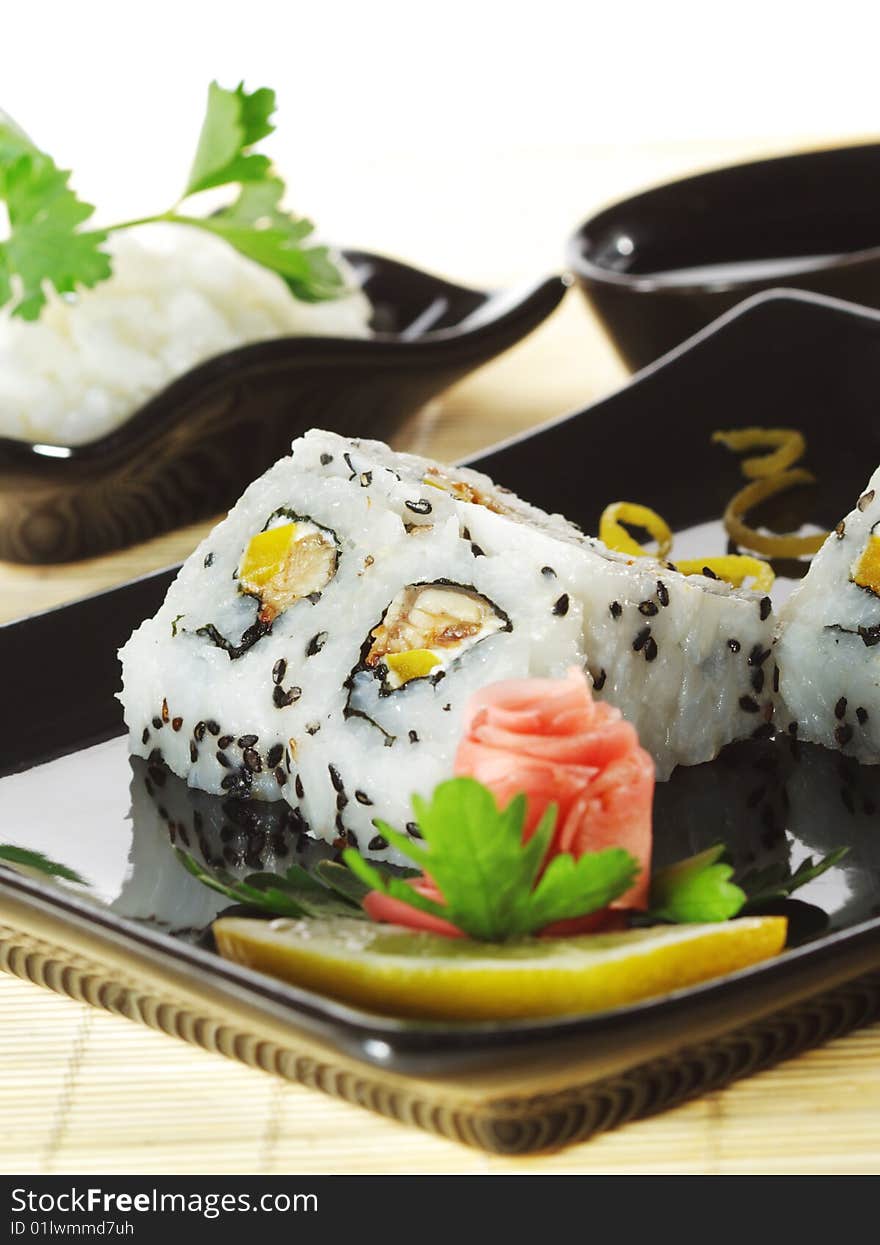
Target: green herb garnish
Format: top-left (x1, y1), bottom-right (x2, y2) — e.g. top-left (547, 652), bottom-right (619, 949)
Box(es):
top-left (342, 777), bottom-right (639, 941)
top-left (648, 842), bottom-right (849, 924)
top-left (0, 844), bottom-right (87, 886)
top-left (0, 81), bottom-right (347, 321)
top-left (175, 849), bottom-right (369, 920)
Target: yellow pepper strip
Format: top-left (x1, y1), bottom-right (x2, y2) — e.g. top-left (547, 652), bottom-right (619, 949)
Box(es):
top-left (712, 427), bottom-right (806, 479)
top-left (385, 649), bottom-right (441, 684)
top-left (599, 502), bottom-right (673, 560)
top-left (675, 555), bottom-right (775, 593)
top-left (723, 469), bottom-right (828, 558)
top-left (239, 523), bottom-right (297, 589)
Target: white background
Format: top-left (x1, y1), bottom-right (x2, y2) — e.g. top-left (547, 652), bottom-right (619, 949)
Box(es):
top-left (3, 0), bottom-right (879, 281)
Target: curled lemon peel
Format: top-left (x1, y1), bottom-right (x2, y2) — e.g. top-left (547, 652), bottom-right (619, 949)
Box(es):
top-left (724, 469), bottom-right (828, 558)
top-left (600, 500), bottom-right (774, 592)
top-left (599, 502), bottom-right (673, 560)
top-left (674, 555), bottom-right (775, 593)
top-left (712, 427), bottom-right (806, 479)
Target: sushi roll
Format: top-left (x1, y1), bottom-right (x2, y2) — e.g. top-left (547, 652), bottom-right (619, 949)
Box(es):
top-left (774, 471), bottom-right (880, 761)
top-left (119, 431), bottom-right (587, 862)
top-left (460, 502), bottom-right (777, 779)
top-left (119, 430), bottom-right (778, 861)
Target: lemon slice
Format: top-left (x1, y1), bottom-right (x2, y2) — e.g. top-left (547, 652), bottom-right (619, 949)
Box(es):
top-left (213, 915), bottom-right (787, 1021)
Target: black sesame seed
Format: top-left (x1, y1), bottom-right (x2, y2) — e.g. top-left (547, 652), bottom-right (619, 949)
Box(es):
top-left (759, 596), bottom-right (772, 621)
top-left (306, 632), bottom-right (328, 657)
top-left (206, 720), bottom-right (221, 736)
top-left (408, 729), bottom-right (419, 743)
top-left (355, 790), bottom-right (373, 805)
top-left (218, 734), bottom-right (234, 749)
top-left (541, 566), bottom-right (557, 579)
top-left (552, 594), bottom-right (570, 616)
top-left (243, 748), bottom-right (262, 773)
top-left (727, 639), bottom-right (741, 653)
top-left (305, 722), bottom-right (320, 735)
top-left (220, 774), bottom-right (239, 791)
top-left (171, 717), bottom-right (183, 732)
top-left (751, 668), bottom-right (765, 694)
top-left (359, 472), bottom-right (373, 487)
top-left (835, 520), bottom-right (846, 540)
top-left (368, 834), bottom-right (388, 852)
top-left (430, 670), bottom-right (446, 686)
top-left (638, 600), bottom-right (659, 616)
top-left (194, 721), bottom-right (207, 741)
top-left (203, 551), bottom-right (215, 568)
top-left (739, 695), bottom-right (760, 713)
top-left (773, 664), bottom-right (780, 693)
top-left (406, 821), bottom-right (423, 839)
top-left (152, 716), bottom-right (163, 730)
top-left (306, 591), bottom-right (322, 605)
top-left (273, 685), bottom-right (301, 708)
top-left (471, 543), bottom-right (485, 558)
top-left (238, 734), bottom-right (258, 748)
top-left (320, 452), bottom-right (333, 465)
top-left (189, 741), bottom-right (198, 763)
top-left (657, 581), bottom-right (670, 607)
top-left (216, 751), bottom-right (231, 767)
top-left (267, 743), bottom-right (284, 768)
top-left (632, 626), bottom-right (651, 653)
top-left (835, 723), bottom-right (854, 747)
top-left (141, 727), bottom-right (150, 745)
top-left (644, 636), bottom-right (658, 662)
top-left (328, 764), bottom-right (344, 792)
top-left (748, 644), bottom-right (771, 667)
top-left (592, 668), bottom-right (607, 691)
top-left (336, 792), bottom-right (349, 811)
top-left (295, 775), bottom-right (305, 800)
top-left (405, 499), bottom-right (432, 515)
top-left (835, 696), bottom-right (848, 720)
top-left (857, 706), bottom-right (869, 725)
top-left (443, 703), bottom-right (451, 711)
top-left (701, 566), bottom-right (719, 580)
top-left (610, 600), bottom-right (622, 619)
top-left (272, 659), bottom-right (287, 685)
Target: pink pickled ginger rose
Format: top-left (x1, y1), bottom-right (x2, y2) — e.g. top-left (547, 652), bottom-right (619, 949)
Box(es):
top-left (454, 668), bottom-right (653, 910)
top-left (363, 670), bottom-right (654, 937)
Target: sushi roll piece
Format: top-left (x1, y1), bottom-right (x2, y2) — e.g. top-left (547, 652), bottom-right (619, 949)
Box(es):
top-left (461, 502), bottom-right (777, 779)
top-left (119, 431), bottom-right (587, 862)
top-left (774, 471), bottom-right (880, 762)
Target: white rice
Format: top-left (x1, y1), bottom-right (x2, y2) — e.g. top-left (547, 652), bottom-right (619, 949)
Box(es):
top-left (0, 223), bottom-right (372, 446)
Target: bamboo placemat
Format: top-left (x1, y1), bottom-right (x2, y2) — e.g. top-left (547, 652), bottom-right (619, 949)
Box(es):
top-left (2, 138), bottom-right (879, 1174)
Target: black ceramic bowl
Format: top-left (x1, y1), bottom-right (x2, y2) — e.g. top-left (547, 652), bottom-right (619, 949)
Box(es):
top-left (567, 142), bottom-right (880, 371)
top-left (0, 251), bottom-right (567, 565)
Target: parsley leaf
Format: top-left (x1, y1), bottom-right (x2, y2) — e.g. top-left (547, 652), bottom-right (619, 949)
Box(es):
top-left (174, 849), bottom-right (368, 920)
top-left (649, 845), bottom-right (746, 923)
top-left (0, 122), bottom-right (110, 320)
top-left (185, 81), bottom-right (275, 196)
top-left (0, 81), bottom-right (347, 321)
top-left (739, 847), bottom-right (849, 910)
top-left (343, 777), bottom-right (639, 941)
top-left (0, 844), bottom-right (88, 886)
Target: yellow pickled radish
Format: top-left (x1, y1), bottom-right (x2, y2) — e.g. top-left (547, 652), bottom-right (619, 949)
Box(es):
top-left (599, 502), bottom-right (673, 560)
top-left (852, 533), bottom-right (880, 595)
top-left (675, 555), bottom-right (775, 592)
top-left (214, 915), bottom-right (788, 1021)
top-left (239, 523), bottom-right (298, 588)
top-left (385, 649), bottom-right (441, 683)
